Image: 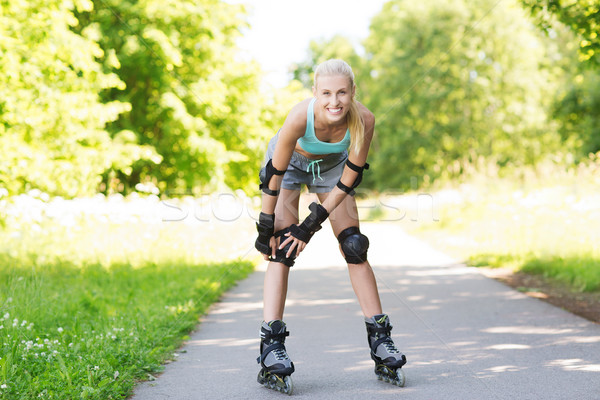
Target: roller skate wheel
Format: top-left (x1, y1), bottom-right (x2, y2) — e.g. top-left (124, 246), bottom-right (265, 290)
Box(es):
top-left (395, 369), bottom-right (406, 387)
top-left (257, 369), bottom-right (267, 385)
top-left (374, 365), bottom-right (405, 387)
top-left (258, 371), bottom-right (293, 395)
top-left (282, 375), bottom-right (293, 395)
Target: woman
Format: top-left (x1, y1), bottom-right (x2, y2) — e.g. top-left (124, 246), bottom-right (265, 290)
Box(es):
top-left (255, 59), bottom-right (406, 394)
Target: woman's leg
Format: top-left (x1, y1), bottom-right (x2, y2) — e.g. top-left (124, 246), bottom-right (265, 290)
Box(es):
top-left (263, 189), bottom-right (300, 321)
top-left (317, 192), bottom-right (382, 318)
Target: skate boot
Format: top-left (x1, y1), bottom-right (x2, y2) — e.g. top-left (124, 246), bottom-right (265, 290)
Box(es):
top-left (365, 314), bottom-right (407, 387)
top-left (257, 320), bottom-right (295, 395)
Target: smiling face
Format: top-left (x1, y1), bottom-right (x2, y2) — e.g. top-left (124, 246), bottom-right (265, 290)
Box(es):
top-left (313, 74), bottom-right (355, 125)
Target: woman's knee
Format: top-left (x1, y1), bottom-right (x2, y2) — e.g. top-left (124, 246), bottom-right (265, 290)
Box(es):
top-left (337, 226), bottom-right (369, 264)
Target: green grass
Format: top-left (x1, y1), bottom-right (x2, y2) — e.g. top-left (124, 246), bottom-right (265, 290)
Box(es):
top-left (0, 194), bottom-right (257, 399)
top-left (376, 157), bottom-right (600, 293)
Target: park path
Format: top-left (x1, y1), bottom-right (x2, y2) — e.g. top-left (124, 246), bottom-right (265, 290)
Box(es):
top-left (131, 222), bottom-right (600, 400)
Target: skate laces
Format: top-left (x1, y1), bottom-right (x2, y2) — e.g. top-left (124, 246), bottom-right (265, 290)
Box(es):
top-left (381, 338), bottom-right (400, 354)
top-left (272, 346), bottom-right (289, 360)
top-left (373, 326), bottom-right (400, 354)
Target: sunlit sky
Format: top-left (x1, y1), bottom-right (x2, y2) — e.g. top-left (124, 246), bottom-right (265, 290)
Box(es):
top-left (227, 0), bottom-right (388, 87)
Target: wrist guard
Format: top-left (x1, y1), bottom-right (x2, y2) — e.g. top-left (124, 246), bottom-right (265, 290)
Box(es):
top-left (255, 212), bottom-right (275, 255)
top-left (288, 202), bottom-right (329, 243)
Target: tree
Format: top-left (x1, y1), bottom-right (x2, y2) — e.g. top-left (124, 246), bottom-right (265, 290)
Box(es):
top-left (0, 0), bottom-right (154, 197)
top-left (553, 71), bottom-right (600, 155)
top-left (520, 0), bottom-right (600, 157)
top-left (362, 0), bottom-right (564, 190)
top-left (75, 0), bottom-right (271, 195)
top-left (521, 0), bottom-right (600, 65)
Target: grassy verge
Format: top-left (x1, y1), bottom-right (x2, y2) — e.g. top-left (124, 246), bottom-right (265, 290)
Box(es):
top-left (369, 157), bottom-right (600, 292)
top-left (0, 193), bottom-right (257, 399)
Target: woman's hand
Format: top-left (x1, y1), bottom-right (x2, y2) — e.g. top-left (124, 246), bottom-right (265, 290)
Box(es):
top-left (278, 229), bottom-right (308, 258)
top-left (261, 236), bottom-right (279, 261)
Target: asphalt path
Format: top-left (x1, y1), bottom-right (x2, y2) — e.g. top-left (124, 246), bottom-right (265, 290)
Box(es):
top-left (132, 222), bottom-right (600, 400)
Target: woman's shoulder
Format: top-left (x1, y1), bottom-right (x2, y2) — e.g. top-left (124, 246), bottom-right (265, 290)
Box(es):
top-left (356, 101), bottom-right (375, 130)
top-left (281, 98), bottom-right (312, 134)
top-left (287, 98), bottom-right (312, 121)
top-left (356, 101), bottom-right (374, 122)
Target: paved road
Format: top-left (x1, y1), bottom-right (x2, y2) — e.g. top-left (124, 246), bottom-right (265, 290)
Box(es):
top-left (132, 222), bottom-right (600, 400)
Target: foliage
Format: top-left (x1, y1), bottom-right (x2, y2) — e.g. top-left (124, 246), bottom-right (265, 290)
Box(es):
top-left (521, 0), bottom-right (600, 65)
top-left (553, 70), bottom-right (600, 156)
top-left (519, 1), bottom-right (600, 158)
top-left (0, 0), bottom-right (156, 197)
top-left (0, 0), bottom-right (284, 198)
top-left (75, 0), bottom-right (271, 195)
top-left (361, 0), bottom-right (565, 190)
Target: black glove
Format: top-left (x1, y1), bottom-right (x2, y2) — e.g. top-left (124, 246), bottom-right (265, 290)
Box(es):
top-left (255, 212), bottom-right (275, 255)
top-left (288, 202), bottom-right (329, 243)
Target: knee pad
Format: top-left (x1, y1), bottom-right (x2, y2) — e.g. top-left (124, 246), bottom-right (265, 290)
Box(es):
top-left (337, 227), bottom-right (369, 264)
top-left (270, 228), bottom-right (296, 267)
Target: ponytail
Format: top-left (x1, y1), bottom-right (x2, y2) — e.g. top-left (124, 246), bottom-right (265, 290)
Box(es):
top-left (347, 99), bottom-right (365, 155)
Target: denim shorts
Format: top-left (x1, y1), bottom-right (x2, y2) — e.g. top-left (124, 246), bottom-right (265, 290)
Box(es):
top-left (260, 132), bottom-right (349, 194)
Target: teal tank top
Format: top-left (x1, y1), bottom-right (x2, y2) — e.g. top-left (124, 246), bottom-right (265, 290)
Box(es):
top-left (297, 98), bottom-right (351, 155)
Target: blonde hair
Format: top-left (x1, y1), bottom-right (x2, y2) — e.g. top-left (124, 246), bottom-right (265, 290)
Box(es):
top-left (314, 59), bottom-right (365, 154)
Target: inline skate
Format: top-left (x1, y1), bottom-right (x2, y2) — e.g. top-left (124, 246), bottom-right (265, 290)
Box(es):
top-left (365, 314), bottom-right (407, 387)
top-left (257, 320), bottom-right (294, 395)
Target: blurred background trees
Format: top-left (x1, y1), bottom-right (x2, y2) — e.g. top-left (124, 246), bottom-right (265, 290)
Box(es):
top-left (1, 0), bottom-right (598, 197)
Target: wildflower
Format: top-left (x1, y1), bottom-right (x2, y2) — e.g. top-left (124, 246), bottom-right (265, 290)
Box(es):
top-left (94, 366), bottom-right (99, 370)
top-left (57, 327), bottom-right (63, 333)
top-left (2, 313), bottom-right (8, 319)
top-left (1, 384), bottom-right (7, 389)
top-left (0, 325), bottom-right (3, 329)
top-left (114, 371), bottom-right (119, 380)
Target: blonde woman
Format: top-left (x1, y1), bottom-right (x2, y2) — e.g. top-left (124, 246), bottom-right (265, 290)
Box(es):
top-left (255, 59), bottom-right (406, 394)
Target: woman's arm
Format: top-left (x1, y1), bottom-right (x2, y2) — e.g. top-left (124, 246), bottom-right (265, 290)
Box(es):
top-left (321, 104), bottom-right (375, 214)
top-left (260, 100), bottom-right (309, 215)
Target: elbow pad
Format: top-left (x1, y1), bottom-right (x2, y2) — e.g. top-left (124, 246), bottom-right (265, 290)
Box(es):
top-left (336, 160), bottom-right (369, 195)
top-left (259, 159), bottom-right (286, 196)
